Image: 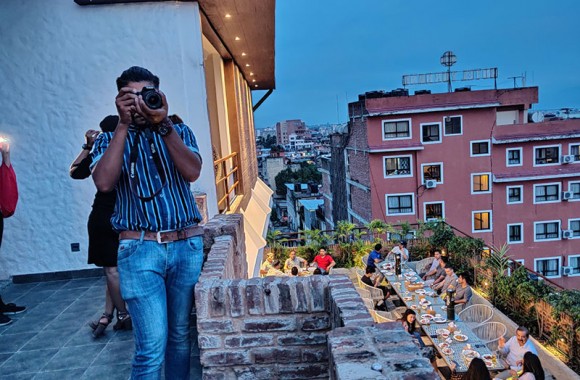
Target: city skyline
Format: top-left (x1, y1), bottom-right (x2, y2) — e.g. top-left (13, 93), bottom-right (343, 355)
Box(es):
top-left (254, 0), bottom-right (580, 129)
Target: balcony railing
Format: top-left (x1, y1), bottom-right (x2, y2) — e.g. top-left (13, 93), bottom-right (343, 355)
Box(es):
top-left (214, 152), bottom-right (240, 213)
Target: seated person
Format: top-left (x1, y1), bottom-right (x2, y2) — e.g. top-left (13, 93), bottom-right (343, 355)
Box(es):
top-left (312, 268), bottom-right (322, 275)
top-left (284, 250), bottom-right (307, 272)
top-left (366, 244), bottom-right (383, 271)
top-left (425, 258), bottom-right (446, 287)
top-left (519, 352), bottom-right (545, 380)
top-left (400, 309), bottom-right (425, 348)
top-left (266, 260), bottom-right (286, 276)
top-left (361, 266), bottom-right (391, 300)
top-left (433, 264), bottom-right (457, 294)
top-left (259, 252), bottom-right (275, 277)
top-left (420, 250), bottom-right (442, 279)
top-left (386, 241), bottom-right (409, 263)
top-left (494, 326), bottom-right (538, 380)
top-left (310, 248), bottom-right (335, 274)
top-left (454, 271), bottom-right (473, 312)
top-left (290, 267), bottom-right (299, 276)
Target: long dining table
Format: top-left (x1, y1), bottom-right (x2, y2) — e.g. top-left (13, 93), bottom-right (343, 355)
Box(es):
top-left (378, 262), bottom-right (507, 375)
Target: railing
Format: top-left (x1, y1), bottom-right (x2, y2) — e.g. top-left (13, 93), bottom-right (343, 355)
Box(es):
top-left (214, 152), bottom-right (241, 213)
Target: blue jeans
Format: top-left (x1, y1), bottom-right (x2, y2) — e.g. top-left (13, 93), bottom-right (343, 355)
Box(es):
top-left (117, 236), bottom-right (204, 380)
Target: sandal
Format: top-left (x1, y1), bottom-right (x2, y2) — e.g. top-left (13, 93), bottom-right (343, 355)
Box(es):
top-left (113, 312), bottom-right (132, 331)
top-left (89, 313), bottom-right (113, 338)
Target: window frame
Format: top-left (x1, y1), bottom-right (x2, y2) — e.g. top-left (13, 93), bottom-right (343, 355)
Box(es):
top-left (470, 139), bottom-right (491, 157)
top-left (420, 122), bottom-right (442, 144)
top-left (569, 143), bottom-right (580, 163)
top-left (382, 118), bottom-right (412, 141)
top-left (507, 223), bottom-right (524, 244)
top-left (533, 220), bottom-right (561, 242)
top-left (533, 144), bottom-right (561, 167)
top-left (421, 162), bottom-right (444, 184)
top-left (569, 181), bottom-right (580, 202)
top-left (506, 185), bottom-right (523, 204)
top-left (568, 254), bottom-right (580, 277)
top-left (383, 155), bottom-right (413, 179)
top-left (471, 173), bottom-right (492, 194)
top-left (533, 182), bottom-right (561, 204)
top-left (506, 147), bottom-right (523, 167)
top-left (534, 256), bottom-right (562, 279)
top-left (385, 192), bottom-right (415, 216)
top-left (423, 201), bottom-right (445, 221)
top-left (568, 218), bottom-right (580, 239)
top-left (443, 115), bottom-right (463, 136)
top-left (472, 210), bottom-right (492, 233)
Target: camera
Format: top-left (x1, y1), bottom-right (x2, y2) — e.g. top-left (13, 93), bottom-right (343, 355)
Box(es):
top-left (139, 86), bottom-right (163, 110)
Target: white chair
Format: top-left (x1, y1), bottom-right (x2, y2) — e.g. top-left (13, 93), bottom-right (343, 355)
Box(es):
top-left (375, 310), bottom-right (397, 323)
top-left (358, 277), bottom-right (385, 304)
top-left (472, 321), bottom-right (507, 351)
top-left (457, 304), bottom-right (494, 328)
top-left (414, 257), bottom-right (435, 275)
top-left (356, 287), bottom-right (372, 299)
top-left (393, 306), bottom-right (407, 319)
top-left (361, 254), bottom-right (369, 269)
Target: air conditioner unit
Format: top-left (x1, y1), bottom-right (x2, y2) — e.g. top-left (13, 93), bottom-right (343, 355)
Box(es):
top-left (562, 191), bottom-right (574, 201)
top-left (561, 155), bottom-right (575, 164)
top-left (562, 266), bottom-right (573, 276)
top-left (562, 229), bottom-right (573, 239)
top-left (425, 180), bottom-right (437, 189)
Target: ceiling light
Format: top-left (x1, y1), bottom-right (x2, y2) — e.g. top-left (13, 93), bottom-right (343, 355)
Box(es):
top-left (235, 36), bottom-right (240, 41)
top-left (252, 79), bottom-right (256, 82)
top-left (225, 14), bottom-right (231, 18)
top-left (242, 52), bottom-right (247, 56)
top-left (250, 72), bottom-right (254, 76)
top-left (245, 64), bottom-right (250, 67)
top-left (254, 84), bottom-right (258, 88)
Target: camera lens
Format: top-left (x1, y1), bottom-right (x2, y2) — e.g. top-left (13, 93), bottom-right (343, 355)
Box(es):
top-left (144, 92), bottom-right (162, 109)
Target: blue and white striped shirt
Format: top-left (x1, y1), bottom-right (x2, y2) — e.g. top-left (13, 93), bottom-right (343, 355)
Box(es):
top-left (91, 123), bottom-right (203, 232)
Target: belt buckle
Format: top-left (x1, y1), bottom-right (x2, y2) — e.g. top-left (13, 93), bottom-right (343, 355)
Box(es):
top-left (156, 230), bottom-right (172, 244)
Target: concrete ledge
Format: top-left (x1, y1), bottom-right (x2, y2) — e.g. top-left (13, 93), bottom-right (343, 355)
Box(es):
top-left (12, 268), bottom-right (103, 284)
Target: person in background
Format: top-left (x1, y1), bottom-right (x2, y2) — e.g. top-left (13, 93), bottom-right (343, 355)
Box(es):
top-left (266, 260), bottom-right (286, 276)
top-left (433, 264), bottom-right (457, 294)
top-left (424, 257), bottom-right (446, 287)
top-left (400, 308), bottom-right (425, 348)
top-left (70, 115), bottom-right (131, 338)
top-left (0, 139), bottom-right (26, 326)
top-left (312, 268), bottom-right (322, 275)
top-left (462, 357), bottom-right (491, 380)
top-left (387, 241), bottom-right (409, 262)
top-left (311, 248), bottom-right (335, 274)
top-left (284, 250), bottom-right (307, 272)
top-left (420, 249), bottom-right (442, 280)
top-left (519, 352), bottom-right (545, 380)
top-left (454, 272), bottom-right (473, 312)
top-left (366, 243), bottom-right (383, 271)
top-left (361, 266), bottom-right (391, 309)
top-left (260, 252), bottom-right (275, 277)
top-left (494, 326), bottom-right (538, 379)
top-left (290, 266), bottom-right (299, 276)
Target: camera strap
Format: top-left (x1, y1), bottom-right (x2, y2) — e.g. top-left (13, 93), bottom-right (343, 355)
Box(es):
top-left (128, 127), bottom-right (167, 202)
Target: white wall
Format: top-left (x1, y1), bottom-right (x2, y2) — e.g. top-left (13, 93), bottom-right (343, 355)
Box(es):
top-left (0, 0), bottom-right (217, 278)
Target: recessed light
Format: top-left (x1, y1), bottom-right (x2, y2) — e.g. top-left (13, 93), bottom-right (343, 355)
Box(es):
top-left (250, 72), bottom-right (254, 76)
top-left (225, 14), bottom-right (231, 18)
top-left (242, 52), bottom-right (247, 56)
top-left (235, 36), bottom-right (240, 41)
top-left (252, 79), bottom-right (256, 82)
top-left (254, 84), bottom-right (258, 88)
top-left (245, 64), bottom-right (250, 67)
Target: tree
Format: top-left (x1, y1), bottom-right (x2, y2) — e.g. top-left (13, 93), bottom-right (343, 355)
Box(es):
top-left (274, 163), bottom-right (322, 196)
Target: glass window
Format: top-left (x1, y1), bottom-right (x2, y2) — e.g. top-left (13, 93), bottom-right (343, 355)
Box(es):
top-left (422, 123), bottom-right (440, 143)
top-left (507, 186), bottom-right (522, 203)
top-left (535, 221), bottom-right (560, 240)
top-left (508, 224), bottom-right (523, 243)
top-left (423, 164), bottom-right (442, 183)
top-left (570, 220), bottom-right (580, 238)
top-left (570, 144), bottom-right (579, 161)
top-left (386, 194), bottom-right (414, 215)
top-left (383, 120), bottom-right (410, 139)
top-left (472, 141), bottom-right (490, 155)
top-left (507, 149), bottom-right (521, 165)
top-left (473, 211), bottom-right (491, 231)
top-left (385, 156), bottom-right (411, 177)
top-left (535, 258), bottom-right (560, 277)
top-left (570, 182), bottom-right (580, 200)
top-left (534, 184), bottom-right (560, 202)
top-left (444, 116), bottom-right (462, 135)
top-left (473, 174), bottom-right (490, 193)
top-left (535, 146), bottom-right (560, 165)
top-left (569, 256), bottom-right (580, 275)
top-left (425, 203), bottom-right (444, 220)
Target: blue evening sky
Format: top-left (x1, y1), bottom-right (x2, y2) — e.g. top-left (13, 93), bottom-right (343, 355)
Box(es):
top-left (253, 0), bottom-right (580, 129)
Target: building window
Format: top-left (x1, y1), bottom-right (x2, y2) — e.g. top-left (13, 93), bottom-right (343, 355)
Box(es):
top-left (534, 145), bottom-right (560, 166)
top-left (569, 219), bottom-right (580, 238)
top-left (534, 257), bottom-right (561, 278)
top-left (569, 255), bottom-right (580, 276)
top-left (507, 223), bottom-right (523, 244)
top-left (507, 186), bottom-right (523, 204)
top-left (386, 193), bottom-right (414, 216)
top-left (570, 144), bottom-right (580, 162)
top-left (424, 202), bottom-right (444, 221)
top-left (533, 183), bottom-right (560, 203)
top-left (570, 182), bottom-right (580, 200)
top-left (444, 115), bottom-right (462, 135)
top-left (472, 173), bottom-right (491, 194)
top-left (471, 140), bottom-right (490, 156)
top-left (421, 123), bottom-right (441, 143)
top-left (472, 210), bottom-right (492, 232)
top-left (384, 156), bottom-right (412, 178)
top-left (506, 148), bottom-right (522, 166)
top-left (383, 119), bottom-right (411, 140)
top-left (422, 163), bottom-right (443, 183)
top-left (534, 221), bottom-right (560, 241)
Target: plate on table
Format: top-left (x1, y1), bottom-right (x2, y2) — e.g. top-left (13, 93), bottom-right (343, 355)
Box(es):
top-left (442, 347), bottom-right (454, 356)
top-left (454, 334), bottom-right (469, 342)
top-left (420, 314), bottom-right (434, 320)
top-left (438, 342), bottom-right (450, 349)
top-left (419, 300), bottom-right (431, 306)
top-left (441, 305), bottom-right (447, 310)
top-left (433, 317), bottom-right (447, 324)
top-left (402, 296), bottom-right (413, 301)
top-left (410, 305), bottom-right (419, 310)
top-left (484, 359), bottom-right (493, 367)
top-left (435, 328), bottom-right (450, 335)
top-left (461, 349), bottom-right (479, 359)
top-left (482, 354), bottom-right (492, 360)
top-left (385, 271), bottom-right (394, 276)
top-left (415, 289), bottom-right (426, 294)
top-left (419, 318), bottom-right (431, 325)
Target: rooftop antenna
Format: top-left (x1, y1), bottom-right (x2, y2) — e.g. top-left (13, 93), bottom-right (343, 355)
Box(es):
top-left (440, 51), bottom-right (457, 92)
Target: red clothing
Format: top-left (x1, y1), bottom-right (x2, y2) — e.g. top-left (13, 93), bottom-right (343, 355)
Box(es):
top-left (313, 254), bottom-right (334, 271)
top-left (0, 163), bottom-right (18, 218)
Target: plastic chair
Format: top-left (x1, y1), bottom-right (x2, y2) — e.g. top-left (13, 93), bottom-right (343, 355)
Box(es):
top-left (375, 310), bottom-right (397, 323)
top-left (393, 306), bottom-right (407, 319)
top-left (358, 277), bottom-right (385, 303)
top-left (457, 304), bottom-right (493, 328)
top-left (356, 287), bottom-right (372, 299)
top-left (361, 254), bottom-right (369, 269)
top-left (362, 297), bottom-right (375, 311)
top-left (413, 257), bottom-right (435, 275)
top-left (472, 321), bottom-right (507, 351)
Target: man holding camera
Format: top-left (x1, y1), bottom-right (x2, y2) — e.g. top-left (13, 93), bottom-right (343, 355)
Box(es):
top-left (91, 66), bottom-right (204, 379)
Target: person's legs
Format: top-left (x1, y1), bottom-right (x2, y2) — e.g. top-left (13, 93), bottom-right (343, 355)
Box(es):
top-left (118, 240), bottom-right (168, 380)
top-left (90, 283), bottom-right (114, 338)
top-left (104, 266), bottom-right (131, 330)
top-left (164, 236), bottom-right (204, 380)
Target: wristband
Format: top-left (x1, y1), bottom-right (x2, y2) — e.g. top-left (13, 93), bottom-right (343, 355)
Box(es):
top-left (82, 143), bottom-right (92, 151)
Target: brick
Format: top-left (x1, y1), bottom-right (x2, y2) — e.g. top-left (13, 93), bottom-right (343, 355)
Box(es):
top-left (277, 282), bottom-right (293, 313)
top-left (263, 277), bottom-right (281, 314)
top-left (302, 315), bottom-right (330, 331)
top-left (243, 318), bottom-right (296, 333)
top-left (198, 335), bottom-right (222, 349)
top-left (198, 319), bottom-right (235, 334)
top-left (232, 366), bottom-right (272, 380)
top-left (293, 281), bottom-right (309, 312)
top-left (333, 349), bottom-right (377, 362)
top-left (307, 276), bottom-right (328, 312)
top-left (224, 334), bottom-right (274, 348)
top-left (227, 280), bottom-right (245, 317)
top-left (253, 348), bottom-right (301, 364)
top-left (210, 283), bottom-right (227, 317)
top-left (277, 333), bottom-right (327, 346)
top-left (278, 364), bottom-right (328, 379)
top-left (245, 280), bottom-right (264, 315)
top-left (202, 368), bottom-right (227, 380)
top-left (194, 281), bottom-right (212, 319)
top-left (302, 347), bottom-right (329, 363)
top-left (200, 350), bottom-right (252, 366)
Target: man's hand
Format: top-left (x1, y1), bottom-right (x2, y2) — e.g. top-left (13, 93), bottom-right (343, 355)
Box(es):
top-left (498, 336), bottom-right (506, 349)
top-left (85, 130), bottom-right (100, 147)
top-left (116, 87), bottom-right (139, 126)
top-left (135, 90), bottom-right (168, 125)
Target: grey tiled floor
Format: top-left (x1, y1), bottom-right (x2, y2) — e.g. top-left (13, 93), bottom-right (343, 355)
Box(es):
top-left (0, 277), bottom-right (201, 379)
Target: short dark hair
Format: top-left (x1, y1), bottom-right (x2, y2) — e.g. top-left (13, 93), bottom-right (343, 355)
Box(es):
top-left (291, 267), bottom-right (299, 276)
top-left (400, 241), bottom-right (407, 247)
top-left (517, 326), bottom-right (530, 338)
top-left (116, 66), bottom-right (160, 91)
top-left (444, 264), bottom-right (454, 271)
top-left (458, 271), bottom-right (470, 284)
top-left (272, 260), bottom-right (280, 268)
top-left (99, 115), bottom-right (119, 133)
top-left (365, 266), bottom-right (375, 275)
top-left (374, 244), bottom-right (382, 251)
top-left (313, 268), bottom-right (322, 275)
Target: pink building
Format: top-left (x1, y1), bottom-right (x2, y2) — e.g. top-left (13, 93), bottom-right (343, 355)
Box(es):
top-left (339, 87), bottom-right (580, 289)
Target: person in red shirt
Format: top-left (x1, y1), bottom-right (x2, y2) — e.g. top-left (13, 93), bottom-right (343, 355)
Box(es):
top-left (0, 140), bottom-right (26, 326)
top-left (311, 248), bottom-right (336, 274)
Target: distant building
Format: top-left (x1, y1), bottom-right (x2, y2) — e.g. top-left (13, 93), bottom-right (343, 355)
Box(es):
top-left (285, 183), bottom-right (323, 231)
top-left (262, 156), bottom-right (286, 192)
top-left (298, 199), bottom-right (325, 230)
top-left (325, 86), bottom-right (580, 289)
top-left (276, 119), bottom-right (308, 146)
